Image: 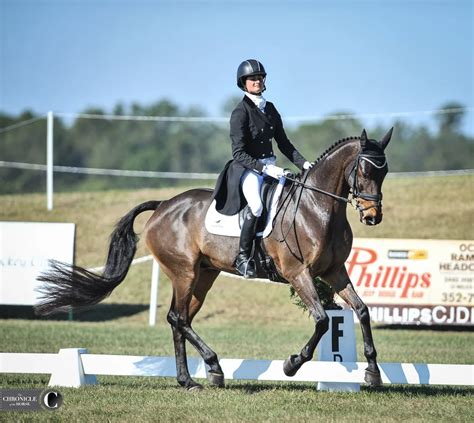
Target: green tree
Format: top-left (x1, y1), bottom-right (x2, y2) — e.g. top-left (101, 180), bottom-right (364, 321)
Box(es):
top-left (435, 101), bottom-right (465, 134)
top-left (2, 99), bottom-right (473, 194)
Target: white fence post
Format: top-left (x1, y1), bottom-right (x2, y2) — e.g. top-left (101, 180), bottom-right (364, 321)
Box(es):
top-left (149, 260), bottom-right (160, 326)
top-left (47, 110), bottom-right (54, 210)
top-left (48, 348), bottom-right (97, 388)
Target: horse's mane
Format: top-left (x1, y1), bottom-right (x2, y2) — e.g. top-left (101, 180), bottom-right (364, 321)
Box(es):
top-left (294, 136), bottom-right (360, 178)
top-left (313, 136), bottom-right (360, 166)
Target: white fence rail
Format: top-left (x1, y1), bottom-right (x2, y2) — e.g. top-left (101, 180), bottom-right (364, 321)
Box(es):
top-left (0, 160), bottom-right (220, 180)
top-left (1, 349), bottom-right (472, 388)
top-left (2, 160), bottom-right (472, 180)
top-left (2, 109), bottom-right (473, 210)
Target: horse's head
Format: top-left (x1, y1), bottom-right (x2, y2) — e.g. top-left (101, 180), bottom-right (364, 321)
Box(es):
top-left (347, 128), bottom-right (393, 225)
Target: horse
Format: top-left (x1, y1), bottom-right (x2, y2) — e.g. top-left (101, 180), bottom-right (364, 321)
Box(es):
top-left (35, 128), bottom-right (393, 390)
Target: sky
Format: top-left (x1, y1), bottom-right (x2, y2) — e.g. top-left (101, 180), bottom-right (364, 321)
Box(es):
top-left (1, 0), bottom-right (473, 135)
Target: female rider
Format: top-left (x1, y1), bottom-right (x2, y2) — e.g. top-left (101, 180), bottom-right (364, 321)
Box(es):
top-left (213, 59), bottom-right (312, 278)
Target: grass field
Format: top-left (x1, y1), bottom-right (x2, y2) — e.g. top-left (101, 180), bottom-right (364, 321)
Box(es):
top-left (1, 175), bottom-right (473, 421)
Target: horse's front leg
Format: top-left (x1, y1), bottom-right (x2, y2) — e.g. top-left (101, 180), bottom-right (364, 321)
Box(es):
top-left (324, 268), bottom-right (382, 386)
top-left (283, 270), bottom-right (329, 377)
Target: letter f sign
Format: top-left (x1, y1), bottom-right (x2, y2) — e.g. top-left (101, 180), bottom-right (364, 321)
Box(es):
top-left (332, 316), bottom-right (344, 352)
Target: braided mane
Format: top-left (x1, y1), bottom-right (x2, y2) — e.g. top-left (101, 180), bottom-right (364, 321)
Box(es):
top-left (293, 136), bottom-right (360, 179)
top-left (313, 136), bottom-right (360, 165)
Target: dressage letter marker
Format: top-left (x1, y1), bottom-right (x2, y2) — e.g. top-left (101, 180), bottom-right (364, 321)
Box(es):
top-left (317, 309), bottom-right (360, 392)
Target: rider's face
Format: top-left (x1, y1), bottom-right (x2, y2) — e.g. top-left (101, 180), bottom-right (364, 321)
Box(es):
top-left (245, 75), bottom-right (264, 94)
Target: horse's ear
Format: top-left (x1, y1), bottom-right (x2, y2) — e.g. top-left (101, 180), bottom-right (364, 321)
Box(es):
top-left (360, 129), bottom-right (368, 149)
top-left (379, 127), bottom-right (393, 150)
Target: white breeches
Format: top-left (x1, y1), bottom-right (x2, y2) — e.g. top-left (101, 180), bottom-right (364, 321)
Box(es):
top-left (241, 157), bottom-right (276, 217)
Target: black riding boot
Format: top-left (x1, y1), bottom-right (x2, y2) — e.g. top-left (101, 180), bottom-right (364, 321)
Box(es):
top-left (235, 210), bottom-right (258, 278)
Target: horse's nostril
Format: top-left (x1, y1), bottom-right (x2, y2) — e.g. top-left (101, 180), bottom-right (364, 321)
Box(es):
top-left (364, 216), bottom-right (377, 225)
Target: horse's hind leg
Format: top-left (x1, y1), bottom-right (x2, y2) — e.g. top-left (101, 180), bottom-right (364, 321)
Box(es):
top-left (167, 295), bottom-right (202, 390)
top-left (167, 267), bottom-right (224, 389)
top-left (186, 268), bottom-right (225, 387)
top-left (326, 269), bottom-right (382, 386)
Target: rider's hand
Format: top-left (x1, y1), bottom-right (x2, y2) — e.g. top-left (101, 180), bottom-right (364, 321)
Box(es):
top-left (263, 164), bottom-right (285, 180)
top-left (303, 161), bottom-right (314, 170)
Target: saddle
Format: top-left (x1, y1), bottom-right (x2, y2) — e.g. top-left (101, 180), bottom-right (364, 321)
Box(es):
top-left (205, 176), bottom-right (285, 238)
top-left (204, 176), bottom-right (289, 284)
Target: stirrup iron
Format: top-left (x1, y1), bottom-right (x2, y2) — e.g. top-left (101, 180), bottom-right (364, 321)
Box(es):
top-left (236, 255), bottom-right (256, 279)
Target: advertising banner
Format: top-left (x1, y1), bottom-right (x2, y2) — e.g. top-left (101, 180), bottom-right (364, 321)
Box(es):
top-left (0, 222), bottom-right (75, 305)
top-left (346, 238), bottom-right (473, 326)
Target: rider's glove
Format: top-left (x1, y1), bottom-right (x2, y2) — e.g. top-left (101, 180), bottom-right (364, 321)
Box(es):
top-left (303, 161), bottom-right (314, 170)
top-left (263, 164), bottom-right (286, 180)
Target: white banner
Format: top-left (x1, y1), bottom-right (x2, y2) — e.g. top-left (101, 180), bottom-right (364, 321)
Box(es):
top-left (346, 238), bottom-right (474, 325)
top-left (0, 222), bottom-right (75, 305)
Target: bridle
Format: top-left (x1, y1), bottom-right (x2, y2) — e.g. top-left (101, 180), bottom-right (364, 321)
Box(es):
top-left (284, 151), bottom-right (387, 210)
top-left (348, 153), bottom-right (387, 211)
top-left (276, 150), bottom-right (387, 243)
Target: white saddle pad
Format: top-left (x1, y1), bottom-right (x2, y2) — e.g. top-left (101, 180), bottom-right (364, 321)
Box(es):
top-left (204, 177), bottom-right (286, 238)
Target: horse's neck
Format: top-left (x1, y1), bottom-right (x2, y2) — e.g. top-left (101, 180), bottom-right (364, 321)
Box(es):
top-left (307, 142), bottom-right (358, 202)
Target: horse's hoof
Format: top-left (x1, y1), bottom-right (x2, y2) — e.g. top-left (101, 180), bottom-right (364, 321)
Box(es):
top-left (364, 369), bottom-right (382, 387)
top-left (179, 379), bottom-right (204, 391)
top-left (283, 355), bottom-right (299, 377)
top-left (187, 382), bottom-right (204, 391)
top-left (207, 371), bottom-right (225, 388)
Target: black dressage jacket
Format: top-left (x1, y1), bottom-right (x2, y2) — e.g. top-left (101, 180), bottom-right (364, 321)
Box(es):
top-left (212, 96), bottom-right (307, 215)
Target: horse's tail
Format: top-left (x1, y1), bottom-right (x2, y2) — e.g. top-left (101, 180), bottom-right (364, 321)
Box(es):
top-left (34, 200), bottom-right (162, 316)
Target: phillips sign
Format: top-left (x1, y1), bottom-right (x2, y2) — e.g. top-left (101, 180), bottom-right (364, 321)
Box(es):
top-left (345, 238), bottom-right (473, 326)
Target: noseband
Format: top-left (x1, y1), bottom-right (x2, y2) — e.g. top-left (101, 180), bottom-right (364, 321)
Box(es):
top-left (349, 153), bottom-right (387, 211)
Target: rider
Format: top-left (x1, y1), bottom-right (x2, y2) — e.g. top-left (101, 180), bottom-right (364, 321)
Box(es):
top-left (213, 59), bottom-right (313, 278)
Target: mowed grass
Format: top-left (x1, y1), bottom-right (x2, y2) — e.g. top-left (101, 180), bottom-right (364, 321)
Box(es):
top-left (1, 319), bottom-right (473, 422)
top-left (1, 175), bottom-right (473, 422)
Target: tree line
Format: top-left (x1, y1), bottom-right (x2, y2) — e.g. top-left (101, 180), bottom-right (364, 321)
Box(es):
top-left (0, 98), bottom-right (472, 194)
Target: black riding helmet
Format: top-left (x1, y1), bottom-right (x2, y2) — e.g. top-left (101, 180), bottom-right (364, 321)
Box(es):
top-left (237, 59), bottom-right (267, 91)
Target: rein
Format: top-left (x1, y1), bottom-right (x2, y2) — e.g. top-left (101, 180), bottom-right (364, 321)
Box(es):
top-left (286, 152), bottom-right (387, 206)
top-left (274, 151), bottom-right (387, 242)
top-left (284, 175), bottom-right (351, 204)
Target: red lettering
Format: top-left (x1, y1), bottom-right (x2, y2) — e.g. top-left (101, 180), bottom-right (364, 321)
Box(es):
top-left (421, 272), bottom-right (431, 288)
top-left (345, 249), bottom-right (432, 297)
top-left (373, 266), bottom-right (383, 287)
top-left (346, 247), bottom-right (377, 276)
top-left (397, 267), bottom-right (408, 288)
top-left (379, 290), bottom-right (396, 297)
top-left (381, 267), bottom-right (392, 288)
top-left (360, 266), bottom-right (373, 287)
top-left (401, 273), bottom-right (419, 298)
top-left (389, 267), bottom-right (399, 288)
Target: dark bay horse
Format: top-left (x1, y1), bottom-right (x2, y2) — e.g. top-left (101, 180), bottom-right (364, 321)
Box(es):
top-left (36, 128), bottom-right (393, 390)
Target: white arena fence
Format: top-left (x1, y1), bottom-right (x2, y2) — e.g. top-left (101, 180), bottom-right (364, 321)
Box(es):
top-left (1, 108), bottom-right (473, 210)
top-left (1, 348), bottom-right (472, 388)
